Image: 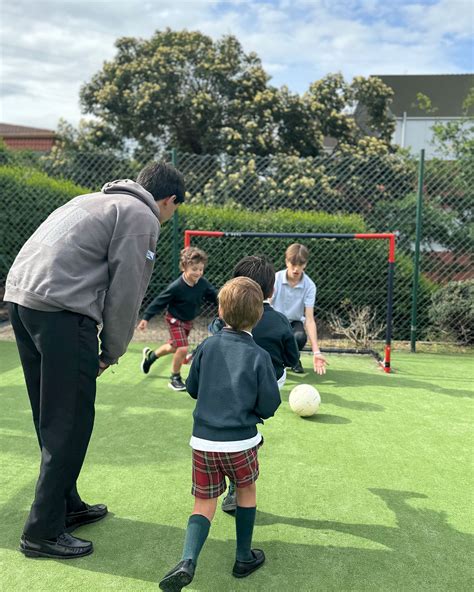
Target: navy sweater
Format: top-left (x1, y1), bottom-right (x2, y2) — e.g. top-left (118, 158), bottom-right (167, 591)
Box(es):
top-left (209, 303), bottom-right (299, 380)
top-left (142, 275), bottom-right (217, 322)
top-left (186, 329), bottom-right (281, 441)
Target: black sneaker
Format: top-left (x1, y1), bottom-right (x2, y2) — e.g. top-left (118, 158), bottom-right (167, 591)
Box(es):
top-left (290, 360), bottom-right (305, 374)
top-left (169, 375), bottom-right (186, 391)
top-left (221, 492), bottom-right (237, 513)
top-left (159, 559), bottom-right (195, 591)
top-left (141, 347), bottom-right (153, 374)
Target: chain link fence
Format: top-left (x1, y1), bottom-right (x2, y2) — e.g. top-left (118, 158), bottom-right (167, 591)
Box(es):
top-left (1, 145), bottom-right (472, 348)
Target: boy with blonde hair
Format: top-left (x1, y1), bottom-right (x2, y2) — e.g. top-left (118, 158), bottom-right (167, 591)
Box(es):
top-left (159, 277), bottom-right (281, 591)
top-left (138, 247), bottom-right (217, 390)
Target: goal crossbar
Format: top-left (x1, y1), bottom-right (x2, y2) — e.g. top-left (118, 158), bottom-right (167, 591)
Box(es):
top-left (184, 230), bottom-right (396, 373)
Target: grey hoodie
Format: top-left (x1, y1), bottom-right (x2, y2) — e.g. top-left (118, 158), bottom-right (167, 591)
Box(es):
top-left (4, 180), bottom-right (161, 364)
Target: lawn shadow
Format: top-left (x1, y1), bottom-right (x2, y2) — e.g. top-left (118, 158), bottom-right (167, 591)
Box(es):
top-left (1, 485), bottom-right (471, 591)
top-left (283, 374), bottom-right (386, 412)
top-left (327, 368), bottom-right (474, 399)
top-left (302, 413), bottom-right (352, 424)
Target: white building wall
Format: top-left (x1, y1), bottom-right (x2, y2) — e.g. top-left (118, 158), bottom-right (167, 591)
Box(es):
top-left (393, 117), bottom-right (464, 159)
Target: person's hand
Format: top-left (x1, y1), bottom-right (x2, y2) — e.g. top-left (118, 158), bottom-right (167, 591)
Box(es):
top-left (313, 353), bottom-right (328, 375)
top-left (98, 360), bottom-right (110, 377)
top-left (137, 319), bottom-right (148, 331)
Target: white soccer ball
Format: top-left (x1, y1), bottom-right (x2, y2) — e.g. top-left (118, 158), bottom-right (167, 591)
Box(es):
top-left (289, 384), bottom-right (321, 417)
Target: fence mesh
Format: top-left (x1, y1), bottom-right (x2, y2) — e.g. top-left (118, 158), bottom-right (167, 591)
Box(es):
top-left (1, 146), bottom-right (472, 347)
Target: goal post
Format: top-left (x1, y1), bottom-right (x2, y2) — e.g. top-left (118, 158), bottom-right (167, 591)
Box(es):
top-left (184, 230), bottom-right (396, 373)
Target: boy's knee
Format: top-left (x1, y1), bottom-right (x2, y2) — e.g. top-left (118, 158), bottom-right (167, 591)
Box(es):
top-left (294, 332), bottom-right (307, 349)
top-left (236, 481), bottom-right (257, 505)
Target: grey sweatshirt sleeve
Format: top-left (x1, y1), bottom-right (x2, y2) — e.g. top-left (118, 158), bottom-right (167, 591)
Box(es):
top-left (99, 230), bottom-right (158, 365)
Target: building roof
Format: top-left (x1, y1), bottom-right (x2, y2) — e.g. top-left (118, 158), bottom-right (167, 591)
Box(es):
top-left (372, 74), bottom-right (474, 117)
top-left (0, 123), bottom-right (56, 138)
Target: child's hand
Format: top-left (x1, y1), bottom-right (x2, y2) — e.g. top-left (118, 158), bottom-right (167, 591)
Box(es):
top-left (313, 353), bottom-right (328, 375)
top-left (137, 319), bottom-right (148, 331)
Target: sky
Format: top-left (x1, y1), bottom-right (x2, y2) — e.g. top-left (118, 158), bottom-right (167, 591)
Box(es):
top-left (1, 0), bottom-right (473, 130)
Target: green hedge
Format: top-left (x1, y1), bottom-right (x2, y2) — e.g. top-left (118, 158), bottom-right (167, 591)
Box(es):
top-left (1, 165), bottom-right (433, 339)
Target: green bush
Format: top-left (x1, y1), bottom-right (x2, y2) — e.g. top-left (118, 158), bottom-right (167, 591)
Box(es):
top-left (427, 280), bottom-right (474, 344)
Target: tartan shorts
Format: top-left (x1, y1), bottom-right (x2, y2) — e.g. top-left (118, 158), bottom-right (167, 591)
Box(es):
top-left (191, 445), bottom-right (261, 499)
top-left (165, 313), bottom-right (193, 348)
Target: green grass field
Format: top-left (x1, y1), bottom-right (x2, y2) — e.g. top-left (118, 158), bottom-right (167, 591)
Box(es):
top-left (1, 341), bottom-right (473, 591)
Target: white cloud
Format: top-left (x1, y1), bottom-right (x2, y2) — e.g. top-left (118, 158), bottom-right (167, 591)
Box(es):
top-left (0, 0), bottom-right (472, 129)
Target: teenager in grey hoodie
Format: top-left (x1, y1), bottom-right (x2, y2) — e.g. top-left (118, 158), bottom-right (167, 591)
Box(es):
top-left (4, 161), bottom-right (184, 559)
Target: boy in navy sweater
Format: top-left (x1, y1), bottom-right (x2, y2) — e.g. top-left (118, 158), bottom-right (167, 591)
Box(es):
top-left (209, 255), bottom-right (299, 513)
top-left (158, 277), bottom-right (281, 591)
top-left (137, 247), bottom-right (217, 391)
top-left (210, 255), bottom-right (299, 388)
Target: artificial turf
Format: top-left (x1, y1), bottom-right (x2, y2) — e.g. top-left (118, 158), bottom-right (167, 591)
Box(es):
top-left (0, 341), bottom-right (473, 591)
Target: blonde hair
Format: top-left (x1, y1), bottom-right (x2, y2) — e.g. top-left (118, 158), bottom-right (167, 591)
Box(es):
top-left (285, 243), bottom-right (309, 266)
top-left (180, 246), bottom-right (208, 270)
top-left (218, 277), bottom-right (263, 331)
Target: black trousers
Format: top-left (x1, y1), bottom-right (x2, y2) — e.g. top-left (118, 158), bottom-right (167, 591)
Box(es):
top-left (290, 320), bottom-right (307, 351)
top-left (8, 303), bottom-right (99, 540)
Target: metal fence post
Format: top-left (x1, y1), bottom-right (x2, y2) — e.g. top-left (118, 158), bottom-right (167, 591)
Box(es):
top-left (170, 147), bottom-right (180, 278)
top-left (410, 149), bottom-right (425, 353)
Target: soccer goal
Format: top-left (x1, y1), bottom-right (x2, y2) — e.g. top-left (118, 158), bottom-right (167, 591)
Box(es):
top-left (184, 230), bottom-right (396, 373)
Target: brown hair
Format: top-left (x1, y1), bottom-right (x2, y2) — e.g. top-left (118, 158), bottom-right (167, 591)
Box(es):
top-left (180, 246), bottom-right (208, 270)
top-left (218, 277), bottom-right (263, 331)
top-left (285, 243), bottom-right (309, 266)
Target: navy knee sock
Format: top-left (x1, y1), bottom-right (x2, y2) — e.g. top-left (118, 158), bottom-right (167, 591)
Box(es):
top-left (181, 514), bottom-right (211, 564)
top-left (235, 506), bottom-right (256, 562)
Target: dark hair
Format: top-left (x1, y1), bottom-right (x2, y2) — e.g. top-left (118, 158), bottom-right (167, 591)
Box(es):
top-left (219, 277), bottom-right (263, 331)
top-left (136, 161), bottom-right (185, 203)
top-left (232, 255), bottom-right (275, 299)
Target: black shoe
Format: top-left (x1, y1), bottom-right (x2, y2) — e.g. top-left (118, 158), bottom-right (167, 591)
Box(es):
top-left (19, 532), bottom-right (93, 559)
top-left (290, 360), bottom-right (305, 374)
top-left (232, 549), bottom-right (265, 578)
top-left (169, 375), bottom-right (186, 391)
top-left (141, 347), bottom-right (153, 374)
top-left (221, 492), bottom-right (237, 513)
top-left (65, 503), bottom-right (108, 532)
top-left (159, 559), bottom-right (195, 591)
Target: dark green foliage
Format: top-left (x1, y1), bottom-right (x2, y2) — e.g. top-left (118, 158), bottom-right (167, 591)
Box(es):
top-left (428, 280), bottom-right (474, 344)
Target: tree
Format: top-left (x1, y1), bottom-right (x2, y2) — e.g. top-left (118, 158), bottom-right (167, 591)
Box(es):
top-left (305, 73), bottom-right (396, 151)
top-left (74, 29), bottom-right (396, 159)
top-left (79, 29), bottom-right (319, 157)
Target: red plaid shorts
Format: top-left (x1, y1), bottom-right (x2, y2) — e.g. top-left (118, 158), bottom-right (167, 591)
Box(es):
top-left (191, 445), bottom-right (261, 499)
top-left (165, 313), bottom-right (193, 348)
